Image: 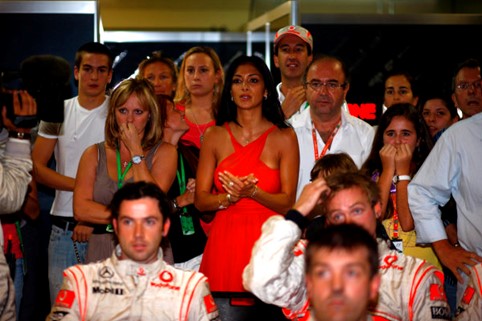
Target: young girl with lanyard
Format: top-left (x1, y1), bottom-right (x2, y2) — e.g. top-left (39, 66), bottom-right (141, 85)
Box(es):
top-left (73, 79), bottom-right (177, 263)
top-left (362, 103), bottom-right (441, 269)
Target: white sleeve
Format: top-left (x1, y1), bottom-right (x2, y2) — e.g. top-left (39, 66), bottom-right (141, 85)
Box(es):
top-left (46, 269), bottom-right (83, 321)
top-left (408, 135), bottom-right (456, 243)
top-left (0, 138), bottom-right (32, 215)
top-left (186, 275), bottom-right (220, 321)
top-left (242, 215), bottom-right (308, 312)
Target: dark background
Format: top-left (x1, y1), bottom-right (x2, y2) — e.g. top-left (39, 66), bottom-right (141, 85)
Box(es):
top-left (1, 13), bottom-right (482, 124)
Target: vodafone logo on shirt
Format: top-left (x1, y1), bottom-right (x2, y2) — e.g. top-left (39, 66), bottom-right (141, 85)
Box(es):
top-left (203, 294), bottom-right (218, 314)
top-left (55, 290), bottom-right (75, 308)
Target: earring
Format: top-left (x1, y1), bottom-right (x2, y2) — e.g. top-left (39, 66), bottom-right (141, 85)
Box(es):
top-left (231, 96), bottom-right (234, 101)
top-left (263, 94), bottom-right (267, 100)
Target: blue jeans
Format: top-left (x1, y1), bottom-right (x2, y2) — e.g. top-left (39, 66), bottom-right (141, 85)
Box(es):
top-left (48, 225), bottom-right (87, 305)
top-left (14, 258), bottom-right (24, 317)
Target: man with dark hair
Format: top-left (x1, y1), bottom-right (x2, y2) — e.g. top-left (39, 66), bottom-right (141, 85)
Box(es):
top-left (47, 181), bottom-right (220, 321)
top-left (244, 172), bottom-right (450, 320)
top-left (32, 41), bottom-right (114, 303)
top-left (451, 58), bottom-right (481, 119)
top-left (305, 224), bottom-right (380, 321)
top-left (273, 25), bottom-right (313, 124)
top-left (293, 55), bottom-right (374, 199)
top-left (409, 58), bottom-right (482, 318)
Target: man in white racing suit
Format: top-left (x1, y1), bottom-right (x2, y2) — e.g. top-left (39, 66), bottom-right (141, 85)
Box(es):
top-left (243, 172), bottom-right (450, 321)
top-left (47, 181), bottom-right (220, 321)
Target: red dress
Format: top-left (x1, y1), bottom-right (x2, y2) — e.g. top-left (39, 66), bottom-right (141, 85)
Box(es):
top-left (199, 123), bottom-right (281, 292)
top-left (176, 103), bottom-right (216, 150)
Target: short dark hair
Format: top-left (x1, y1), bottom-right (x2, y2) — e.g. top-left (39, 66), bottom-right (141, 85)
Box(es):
top-left (217, 55), bottom-right (288, 129)
top-left (74, 42), bottom-right (114, 70)
top-left (109, 181), bottom-right (173, 223)
top-left (305, 223), bottom-right (379, 278)
top-left (452, 58), bottom-right (481, 92)
top-left (384, 70), bottom-right (419, 98)
top-left (303, 54), bottom-right (350, 85)
top-left (419, 92), bottom-right (458, 119)
top-left (310, 153), bottom-right (358, 181)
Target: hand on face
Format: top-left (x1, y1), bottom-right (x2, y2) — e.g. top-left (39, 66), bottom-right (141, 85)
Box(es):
top-left (119, 122), bottom-right (143, 154)
top-left (1, 90), bottom-right (37, 132)
top-left (282, 86), bottom-right (306, 118)
top-left (379, 144), bottom-right (397, 174)
top-left (393, 143), bottom-right (412, 175)
top-left (380, 143), bottom-right (412, 176)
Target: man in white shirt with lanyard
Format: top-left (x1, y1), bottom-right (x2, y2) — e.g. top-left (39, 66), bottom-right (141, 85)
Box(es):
top-left (273, 25), bottom-right (313, 125)
top-left (294, 55), bottom-right (374, 199)
top-left (32, 42), bottom-right (114, 305)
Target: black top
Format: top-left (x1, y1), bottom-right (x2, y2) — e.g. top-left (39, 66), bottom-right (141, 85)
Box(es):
top-left (167, 143), bottom-right (207, 263)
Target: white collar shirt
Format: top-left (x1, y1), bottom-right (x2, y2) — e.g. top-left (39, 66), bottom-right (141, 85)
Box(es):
top-left (293, 107), bottom-right (375, 199)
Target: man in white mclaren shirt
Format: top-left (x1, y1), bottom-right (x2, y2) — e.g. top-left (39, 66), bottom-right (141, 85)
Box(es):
top-left (304, 223), bottom-right (381, 321)
top-left (47, 182), bottom-right (220, 321)
top-left (243, 172), bottom-right (450, 321)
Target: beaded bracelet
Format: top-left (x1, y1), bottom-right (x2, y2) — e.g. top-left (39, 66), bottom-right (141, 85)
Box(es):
top-left (250, 185), bottom-right (258, 198)
top-left (218, 194), bottom-right (227, 209)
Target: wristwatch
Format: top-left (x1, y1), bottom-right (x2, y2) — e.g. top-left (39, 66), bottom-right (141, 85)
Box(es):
top-left (132, 155), bottom-right (145, 165)
top-left (8, 131), bottom-right (31, 140)
top-left (392, 175), bottom-right (411, 185)
top-left (172, 198), bottom-right (181, 210)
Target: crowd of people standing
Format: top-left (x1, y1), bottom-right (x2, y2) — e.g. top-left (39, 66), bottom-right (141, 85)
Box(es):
top-left (1, 23), bottom-right (481, 321)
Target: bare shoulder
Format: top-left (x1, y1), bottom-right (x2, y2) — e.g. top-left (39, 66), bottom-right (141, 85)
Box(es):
top-left (154, 142), bottom-right (178, 160)
top-left (158, 141), bottom-right (177, 153)
top-left (204, 125), bottom-right (228, 137)
top-left (80, 144), bottom-right (100, 162)
top-left (268, 126), bottom-right (297, 144)
top-left (203, 125), bottom-right (230, 146)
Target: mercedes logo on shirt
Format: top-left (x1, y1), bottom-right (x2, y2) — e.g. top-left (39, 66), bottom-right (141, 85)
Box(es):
top-left (99, 266), bottom-right (114, 279)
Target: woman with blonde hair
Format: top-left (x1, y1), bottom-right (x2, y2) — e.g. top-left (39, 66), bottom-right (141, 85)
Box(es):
top-left (174, 46), bottom-right (224, 149)
top-left (73, 78), bottom-right (177, 262)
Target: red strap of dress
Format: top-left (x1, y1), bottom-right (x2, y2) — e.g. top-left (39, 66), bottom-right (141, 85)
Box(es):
top-left (225, 122), bottom-right (276, 149)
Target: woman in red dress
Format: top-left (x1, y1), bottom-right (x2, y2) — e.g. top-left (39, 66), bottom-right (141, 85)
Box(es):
top-left (195, 55), bottom-right (299, 292)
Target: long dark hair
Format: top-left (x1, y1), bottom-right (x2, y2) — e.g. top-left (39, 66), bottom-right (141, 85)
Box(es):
top-left (362, 103), bottom-right (433, 177)
top-left (216, 55), bottom-right (288, 128)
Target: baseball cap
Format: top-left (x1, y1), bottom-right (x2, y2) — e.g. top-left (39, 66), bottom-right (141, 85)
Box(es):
top-left (274, 25), bottom-right (313, 51)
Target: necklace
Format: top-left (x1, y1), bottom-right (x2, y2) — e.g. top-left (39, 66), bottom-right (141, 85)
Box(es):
top-left (189, 108), bottom-right (206, 144)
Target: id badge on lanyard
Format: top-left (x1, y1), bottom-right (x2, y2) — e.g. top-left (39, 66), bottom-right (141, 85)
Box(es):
top-left (390, 193), bottom-right (403, 253)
